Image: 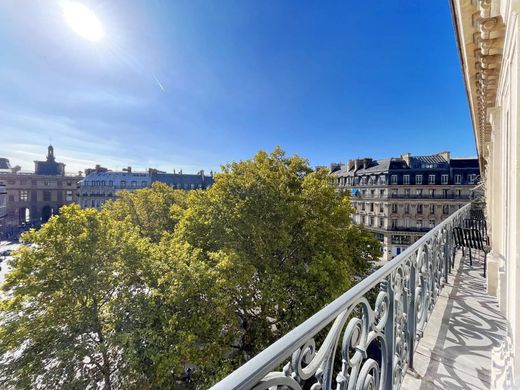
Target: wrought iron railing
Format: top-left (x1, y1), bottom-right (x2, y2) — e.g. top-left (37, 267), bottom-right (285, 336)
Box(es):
top-left (211, 203), bottom-right (471, 390)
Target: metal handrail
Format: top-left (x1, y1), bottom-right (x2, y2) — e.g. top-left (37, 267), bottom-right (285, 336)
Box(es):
top-left (211, 203), bottom-right (471, 390)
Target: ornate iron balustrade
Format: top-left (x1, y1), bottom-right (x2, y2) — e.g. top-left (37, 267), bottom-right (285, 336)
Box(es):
top-left (211, 203), bottom-right (471, 390)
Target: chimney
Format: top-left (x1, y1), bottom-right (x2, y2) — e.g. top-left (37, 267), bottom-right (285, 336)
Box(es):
top-left (348, 160), bottom-right (354, 171)
top-left (401, 153), bottom-right (412, 167)
top-left (363, 158), bottom-right (372, 169)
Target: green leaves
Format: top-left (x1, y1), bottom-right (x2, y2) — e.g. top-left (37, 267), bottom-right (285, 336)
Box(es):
top-left (0, 148), bottom-right (379, 388)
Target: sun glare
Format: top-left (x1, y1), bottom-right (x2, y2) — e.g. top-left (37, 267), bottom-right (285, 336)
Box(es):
top-left (63, 1), bottom-right (104, 42)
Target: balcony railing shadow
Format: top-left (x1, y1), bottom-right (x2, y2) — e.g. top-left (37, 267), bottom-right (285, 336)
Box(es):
top-left (402, 250), bottom-right (506, 389)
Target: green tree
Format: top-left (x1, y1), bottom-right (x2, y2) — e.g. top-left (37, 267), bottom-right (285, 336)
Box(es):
top-left (0, 205), bottom-right (151, 389)
top-left (103, 182), bottom-right (188, 243)
top-left (175, 147), bottom-right (379, 373)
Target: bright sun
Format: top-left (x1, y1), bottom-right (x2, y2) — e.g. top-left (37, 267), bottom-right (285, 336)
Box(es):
top-left (63, 1), bottom-right (104, 42)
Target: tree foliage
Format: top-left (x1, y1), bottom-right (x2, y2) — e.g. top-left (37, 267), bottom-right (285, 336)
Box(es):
top-left (0, 148), bottom-right (379, 389)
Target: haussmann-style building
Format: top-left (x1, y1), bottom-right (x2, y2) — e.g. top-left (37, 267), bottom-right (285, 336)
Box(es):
top-left (78, 166), bottom-right (214, 210)
top-left (330, 152), bottom-right (480, 261)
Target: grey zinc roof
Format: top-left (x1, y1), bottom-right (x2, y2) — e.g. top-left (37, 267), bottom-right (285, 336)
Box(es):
top-left (332, 158), bottom-right (392, 177)
top-left (152, 173), bottom-right (214, 187)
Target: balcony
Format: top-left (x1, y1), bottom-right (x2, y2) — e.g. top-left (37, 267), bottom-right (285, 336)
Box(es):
top-left (210, 202), bottom-right (504, 389)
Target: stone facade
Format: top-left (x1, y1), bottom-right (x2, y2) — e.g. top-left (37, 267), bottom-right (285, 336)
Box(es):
top-left (0, 146), bottom-right (82, 229)
top-left (330, 152), bottom-right (479, 261)
top-left (78, 167), bottom-right (214, 210)
top-left (451, 0), bottom-right (520, 387)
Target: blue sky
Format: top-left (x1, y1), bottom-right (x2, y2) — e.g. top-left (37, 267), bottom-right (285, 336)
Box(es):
top-left (0, 1), bottom-right (474, 174)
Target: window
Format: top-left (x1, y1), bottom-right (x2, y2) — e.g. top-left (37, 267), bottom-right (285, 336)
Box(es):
top-left (20, 190), bottom-right (28, 202)
top-left (415, 175), bottom-right (423, 185)
top-left (369, 216), bottom-right (374, 227)
top-left (391, 175), bottom-right (397, 184)
top-left (441, 174), bottom-right (448, 184)
top-left (361, 203), bottom-right (366, 211)
top-left (429, 189), bottom-right (435, 198)
top-left (101, 181), bottom-right (106, 186)
top-left (380, 189), bottom-right (385, 198)
top-left (91, 199), bottom-right (96, 207)
top-left (404, 189), bottom-right (410, 198)
top-left (417, 220), bottom-right (423, 229)
top-left (44, 180), bottom-right (49, 186)
top-left (443, 189), bottom-right (449, 198)
top-left (392, 189), bottom-right (398, 197)
top-left (454, 174), bottom-right (462, 184)
top-left (430, 204), bottom-right (435, 214)
top-left (417, 204), bottom-right (423, 214)
top-left (428, 174), bottom-right (435, 184)
top-left (443, 205), bottom-right (449, 215)
top-left (67, 181), bottom-right (72, 186)
top-left (120, 181), bottom-right (126, 188)
top-left (404, 204), bottom-right (410, 214)
top-left (370, 203), bottom-right (374, 212)
top-left (468, 174), bottom-right (476, 184)
top-left (380, 175), bottom-right (386, 184)
top-left (109, 180), bottom-right (113, 186)
top-left (391, 219), bottom-right (397, 229)
top-left (131, 181), bottom-right (137, 188)
top-left (379, 218), bottom-right (384, 228)
top-left (43, 191), bottom-right (51, 201)
top-left (416, 189), bottom-right (423, 197)
top-left (403, 175), bottom-right (410, 185)
top-left (66, 190), bottom-right (73, 202)
top-left (429, 219), bottom-right (435, 228)
top-left (391, 204), bottom-right (397, 213)
top-left (142, 181), bottom-right (147, 187)
top-left (370, 190), bottom-right (375, 198)
top-left (379, 203), bottom-right (384, 213)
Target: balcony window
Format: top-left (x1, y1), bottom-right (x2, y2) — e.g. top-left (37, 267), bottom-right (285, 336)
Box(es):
top-left (131, 181), bottom-right (137, 188)
top-left (369, 216), bottom-right (374, 226)
top-left (441, 174), bottom-right (448, 184)
top-left (379, 204), bottom-right (384, 213)
top-left (391, 219), bottom-right (397, 229)
top-left (392, 189), bottom-right (398, 197)
top-left (416, 189), bottom-right (423, 196)
top-left (380, 175), bottom-right (386, 184)
top-left (404, 189), bottom-right (410, 198)
top-left (43, 191), bottom-right (51, 202)
top-left (443, 189), bottom-right (449, 198)
top-left (120, 181), bottom-right (126, 188)
top-left (429, 189), bottom-right (435, 198)
top-left (379, 218), bottom-right (384, 228)
top-left (370, 203), bottom-right (374, 212)
top-left (428, 174), bottom-right (436, 184)
top-left (108, 180), bottom-right (113, 186)
top-left (430, 204), bottom-right (435, 214)
top-left (391, 175), bottom-right (397, 184)
top-left (142, 181), bottom-right (147, 187)
top-left (417, 204), bottom-right (423, 214)
top-left (404, 204), bottom-right (410, 214)
top-left (391, 204), bottom-right (397, 213)
top-left (417, 219), bottom-right (423, 229)
top-left (443, 205), bottom-right (449, 214)
top-left (380, 189), bottom-right (385, 197)
top-left (66, 190), bottom-right (73, 202)
top-left (455, 174), bottom-right (462, 184)
top-left (429, 219), bottom-right (435, 228)
top-left (403, 175), bottom-right (410, 185)
top-left (370, 190), bottom-right (375, 198)
top-left (361, 203), bottom-right (365, 211)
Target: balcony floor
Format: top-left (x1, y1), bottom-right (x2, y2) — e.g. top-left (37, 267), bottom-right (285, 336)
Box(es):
top-left (401, 250), bottom-right (506, 389)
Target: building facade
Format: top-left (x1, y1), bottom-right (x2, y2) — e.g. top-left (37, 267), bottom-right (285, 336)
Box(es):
top-left (330, 152), bottom-right (479, 261)
top-left (451, 1), bottom-right (520, 387)
top-left (0, 146), bottom-right (82, 230)
top-left (0, 179), bottom-right (6, 235)
top-left (78, 167), bottom-right (214, 210)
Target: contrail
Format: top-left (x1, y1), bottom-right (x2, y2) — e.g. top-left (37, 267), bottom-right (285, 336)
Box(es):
top-left (153, 74), bottom-right (165, 92)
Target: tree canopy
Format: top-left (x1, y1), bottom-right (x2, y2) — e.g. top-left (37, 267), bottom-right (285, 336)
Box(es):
top-left (0, 148), bottom-right (379, 388)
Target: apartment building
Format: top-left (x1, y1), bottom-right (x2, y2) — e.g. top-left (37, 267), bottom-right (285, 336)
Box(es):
top-left (78, 167), bottom-right (214, 210)
top-left (330, 152), bottom-right (479, 260)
